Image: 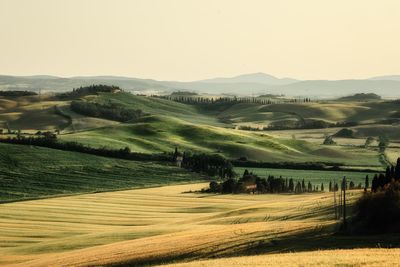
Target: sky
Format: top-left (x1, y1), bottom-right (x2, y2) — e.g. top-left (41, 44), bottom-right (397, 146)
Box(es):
top-left (0, 0), bottom-right (399, 81)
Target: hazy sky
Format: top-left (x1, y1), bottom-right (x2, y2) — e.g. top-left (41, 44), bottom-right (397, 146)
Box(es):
top-left (0, 0), bottom-right (399, 81)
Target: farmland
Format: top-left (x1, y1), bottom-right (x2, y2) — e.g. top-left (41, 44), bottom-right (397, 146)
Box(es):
top-left (0, 143), bottom-right (205, 202)
top-left (0, 89), bottom-right (399, 266)
top-left (163, 248), bottom-right (400, 267)
top-left (0, 92), bottom-right (397, 169)
top-left (2, 183), bottom-right (399, 266)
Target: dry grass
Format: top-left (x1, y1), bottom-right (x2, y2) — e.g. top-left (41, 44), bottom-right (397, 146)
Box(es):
top-left (162, 248), bottom-right (400, 267)
top-left (1, 183), bottom-right (347, 266)
top-left (0, 184), bottom-right (397, 266)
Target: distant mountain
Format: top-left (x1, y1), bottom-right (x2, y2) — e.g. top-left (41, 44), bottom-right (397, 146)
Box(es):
top-left (0, 75), bottom-right (174, 93)
top-left (198, 72), bottom-right (298, 85)
top-left (1, 74), bottom-right (400, 98)
top-left (369, 75), bottom-right (400, 81)
top-left (266, 79), bottom-right (400, 98)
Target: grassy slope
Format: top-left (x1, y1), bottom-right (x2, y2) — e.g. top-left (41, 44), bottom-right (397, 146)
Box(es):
top-left (94, 92), bottom-right (224, 126)
top-left (2, 184), bottom-right (399, 266)
top-left (0, 96), bottom-right (69, 131)
top-left (0, 93), bottom-right (388, 167)
top-left (222, 101), bottom-right (400, 126)
top-left (60, 115), bottom-right (382, 167)
top-left (57, 103), bottom-right (119, 133)
top-left (0, 143), bottom-right (205, 202)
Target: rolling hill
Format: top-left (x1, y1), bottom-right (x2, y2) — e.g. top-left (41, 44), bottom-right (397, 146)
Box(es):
top-left (0, 142), bottom-right (205, 202)
top-left (0, 91), bottom-right (389, 168)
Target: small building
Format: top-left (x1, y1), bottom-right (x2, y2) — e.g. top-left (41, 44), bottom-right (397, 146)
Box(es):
top-left (245, 184), bottom-right (257, 194)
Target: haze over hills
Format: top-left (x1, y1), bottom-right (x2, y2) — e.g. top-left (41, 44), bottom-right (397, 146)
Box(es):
top-left (1, 73), bottom-right (400, 98)
top-left (196, 72), bottom-right (298, 85)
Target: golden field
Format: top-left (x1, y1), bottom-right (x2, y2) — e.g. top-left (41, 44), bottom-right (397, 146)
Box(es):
top-left (163, 248), bottom-right (400, 267)
top-left (0, 183), bottom-right (399, 266)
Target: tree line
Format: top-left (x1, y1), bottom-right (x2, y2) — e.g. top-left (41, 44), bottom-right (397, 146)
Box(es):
top-left (0, 90), bottom-right (37, 97)
top-left (204, 169), bottom-right (325, 194)
top-left (153, 95), bottom-right (312, 105)
top-left (173, 148), bottom-right (234, 178)
top-left (58, 84), bottom-right (121, 99)
top-left (371, 159), bottom-right (400, 192)
top-left (0, 134), bottom-right (170, 162)
top-left (70, 100), bottom-right (143, 122)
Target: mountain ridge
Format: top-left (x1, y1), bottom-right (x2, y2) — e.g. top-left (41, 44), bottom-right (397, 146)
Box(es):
top-left (1, 73), bottom-right (400, 98)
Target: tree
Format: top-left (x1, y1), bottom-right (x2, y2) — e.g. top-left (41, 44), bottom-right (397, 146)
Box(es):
top-left (395, 158), bottom-right (400, 181)
top-left (378, 135), bottom-right (389, 152)
top-left (329, 181), bottom-right (332, 192)
top-left (295, 181), bottom-right (302, 193)
top-left (323, 135), bottom-right (336, 145)
top-left (365, 175), bottom-right (369, 190)
top-left (371, 174), bottom-right (379, 192)
top-left (349, 181), bottom-right (355, 190)
top-left (321, 183), bottom-right (324, 191)
top-left (307, 181), bottom-right (312, 192)
top-left (289, 178), bottom-right (294, 192)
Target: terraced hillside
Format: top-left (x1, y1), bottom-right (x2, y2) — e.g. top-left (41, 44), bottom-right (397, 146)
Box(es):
top-left (1, 183), bottom-right (399, 266)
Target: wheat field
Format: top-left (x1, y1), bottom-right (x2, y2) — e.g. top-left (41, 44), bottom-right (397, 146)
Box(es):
top-left (162, 248), bottom-right (400, 267)
top-left (0, 183), bottom-right (398, 266)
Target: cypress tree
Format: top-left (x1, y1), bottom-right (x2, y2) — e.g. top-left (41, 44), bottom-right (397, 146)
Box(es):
top-left (371, 174), bottom-right (378, 192)
top-left (395, 158), bottom-right (400, 181)
top-left (289, 178), bottom-right (294, 192)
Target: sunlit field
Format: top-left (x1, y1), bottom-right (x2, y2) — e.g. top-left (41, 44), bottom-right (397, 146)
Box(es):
top-left (162, 248), bottom-right (400, 267)
top-left (2, 183), bottom-right (398, 266)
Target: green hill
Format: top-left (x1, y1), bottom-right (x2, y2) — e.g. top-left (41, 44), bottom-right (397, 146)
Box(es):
top-left (0, 143), bottom-right (205, 202)
top-left (94, 92), bottom-right (224, 126)
top-left (60, 115), bottom-right (381, 167)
